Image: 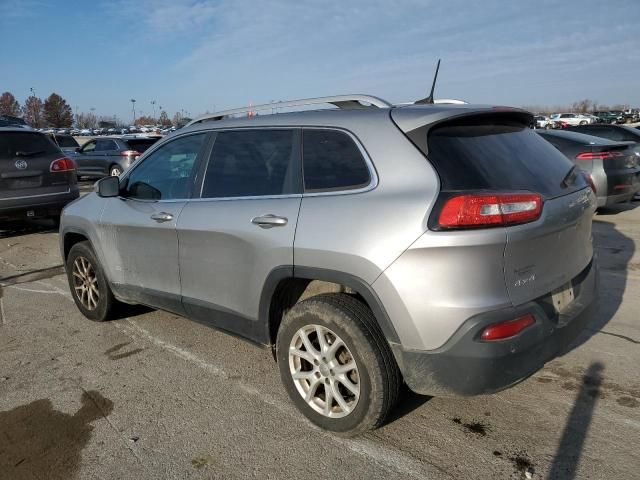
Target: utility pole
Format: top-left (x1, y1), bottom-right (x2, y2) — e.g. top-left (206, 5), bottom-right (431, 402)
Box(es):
top-left (30, 87), bottom-right (36, 98)
top-left (151, 100), bottom-right (156, 122)
top-left (130, 99), bottom-right (136, 124)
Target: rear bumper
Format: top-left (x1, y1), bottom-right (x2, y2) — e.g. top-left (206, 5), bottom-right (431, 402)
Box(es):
top-left (391, 258), bottom-right (599, 396)
top-left (0, 187), bottom-right (79, 220)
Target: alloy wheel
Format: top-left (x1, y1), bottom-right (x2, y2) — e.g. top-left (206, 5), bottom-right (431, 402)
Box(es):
top-left (72, 256), bottom-right (100, 310)
top-left (288, 324), bottom-right (360, 418)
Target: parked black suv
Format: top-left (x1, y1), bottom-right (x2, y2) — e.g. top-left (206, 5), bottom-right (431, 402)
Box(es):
top-left (69, 136), bottom-right (160, 177)
top-left (0, 128), bottom-right (79, 223)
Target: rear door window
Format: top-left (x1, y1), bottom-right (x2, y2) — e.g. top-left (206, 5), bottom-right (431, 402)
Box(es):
top-left (201, 129), bottom-right (300, 198)
top-left (427, 119), bottom-right (587, 199)
top-left (95, 139), bottom-right (118, 151)
top-left (55, 135), bottom-right (79, 148)
top-left (302, 129), bottom-right (370, 192)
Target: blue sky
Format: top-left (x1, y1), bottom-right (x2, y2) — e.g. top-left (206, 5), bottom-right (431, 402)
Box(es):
top-left (1, 0), bottom-right (639, 122)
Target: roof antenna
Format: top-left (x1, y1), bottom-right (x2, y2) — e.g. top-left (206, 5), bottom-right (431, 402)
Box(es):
top-left (415, 59), bottom-right (441, 105)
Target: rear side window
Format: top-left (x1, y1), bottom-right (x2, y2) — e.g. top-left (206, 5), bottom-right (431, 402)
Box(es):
top-left (95, 139), bottom-right (118, 151)
top-left (427, 120), bottom-right (587, 198)
top-left (125, 139), bottom-right (158, 153)
top-left (0, 132), bottom-right (59, 160)
top-left (201, 129), bottom-right (300, 198)
top-left (302, 129), bottom-right (370, 192)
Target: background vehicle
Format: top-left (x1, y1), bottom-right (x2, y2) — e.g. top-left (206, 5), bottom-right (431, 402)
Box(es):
top-left (47, 133), bottom-right (80, 155)
top-left (592, 111), bottom-right (618, 124)
top-left (566, 124), bottom-right (640, 144)
top-left (0, 115), bottom-right (30, 128)
top-left (609, 110), bottom-right (627, 124)
top-left (0, 128), bottom-right (78, 223)
top-left (69, 136), bottom-right (159, 177)
top-left (534, 115), bottom-right (552, 129)
top-left (60, 96), bottom-right (598, 435)
top-left (550, 113), bottom-right (592, 127)
top-left (537, 129), bottom-right (640, 207)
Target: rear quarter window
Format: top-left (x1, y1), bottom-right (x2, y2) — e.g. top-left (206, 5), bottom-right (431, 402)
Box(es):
top-left (125, 139), bottom-right (158, 152)
top-left (426, 119), bottom-right (587, 199)
top-left (302, 129), bottom-right (370, 192)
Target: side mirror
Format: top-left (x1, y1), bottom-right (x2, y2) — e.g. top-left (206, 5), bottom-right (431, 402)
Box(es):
top-left (96, 176), bottom-right (120, 198)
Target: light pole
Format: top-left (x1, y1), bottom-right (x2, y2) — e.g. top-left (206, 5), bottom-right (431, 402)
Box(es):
top-left (151, 100), bottom-right (156, 122)
top-left (30, 87), bottom-right (36, 98)
top-left (130, 99), bottom-right (136, 124)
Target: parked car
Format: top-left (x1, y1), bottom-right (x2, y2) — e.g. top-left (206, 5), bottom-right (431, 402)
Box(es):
top-left (47, 133), bottom-right (81, 155)
top-left (0, 115), bottom-right (31, 129)
top-left (534, 115), bottom-right (552, 129)
top-left (609, 111), bottom-right (627, 124)
top-left (0, 128), bottom-right (79, 223)
top-left (68, 136), bottom-right (160, 177)
top-left (537, 129), bottom-right (640, 207)
top-left (549, 113), bottom-right (591, 127)
top-left (60, 96), bottom-right (598, 435)
top-left (566, 124), bottom-right (640, 144)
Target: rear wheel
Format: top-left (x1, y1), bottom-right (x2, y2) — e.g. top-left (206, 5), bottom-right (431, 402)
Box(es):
top-left (276, 293), bottom-right (401, 436)
top-left (579, 120), bottom-right (587, 125)
top-left (109, 164), bottom-right (122, 176)
top-left (66, 241), bottom-right (117, 321)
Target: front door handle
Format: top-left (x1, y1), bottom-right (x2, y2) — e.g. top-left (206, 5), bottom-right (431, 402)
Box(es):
top-left (150, 212), bottom-right (174, 223)
top-left (251, 214), bottom-right (288, 229)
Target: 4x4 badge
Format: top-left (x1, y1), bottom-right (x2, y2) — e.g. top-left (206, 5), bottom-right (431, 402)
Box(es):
top-left (15, 159), bottom-right (28, 170)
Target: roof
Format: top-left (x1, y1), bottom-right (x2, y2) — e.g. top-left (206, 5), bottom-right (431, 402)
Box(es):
top-left (537, 129), bottom-right (623, 146)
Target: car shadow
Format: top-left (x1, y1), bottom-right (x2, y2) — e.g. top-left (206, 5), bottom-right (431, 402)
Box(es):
top-left (560, 215), bottom-right (635, 355)
top-left (383, 384), bottom-right (432, 426)
top-left (547, 362), bottom-right (604, 480)
top-left (0, 219), bottom-right (58, 239)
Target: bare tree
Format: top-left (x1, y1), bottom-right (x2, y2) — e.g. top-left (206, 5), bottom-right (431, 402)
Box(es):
top-left (158, 110), bottom-right (171, 126)
top-left (43, 93), bottom-right (73, 127)
top-left (0, 91), bottom-right (21, 116)
top-left (76, 112), bottom-right (98, 129)
top-left (23, 95), bottom-right (44, 127)
top-left (172, 111), bottom-right (184, 126)
top-left (134, 115), bottom-right (155, 126)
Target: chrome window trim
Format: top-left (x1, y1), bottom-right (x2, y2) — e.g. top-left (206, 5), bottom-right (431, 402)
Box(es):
top-left (0, 188), bottom-right (71, 201)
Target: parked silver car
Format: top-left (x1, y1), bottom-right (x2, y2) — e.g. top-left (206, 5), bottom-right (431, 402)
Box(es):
top-left (60, 95), bottom-right (598, 435)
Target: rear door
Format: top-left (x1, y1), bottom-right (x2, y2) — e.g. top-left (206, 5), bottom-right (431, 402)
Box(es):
top-left (99, 132), bottom-right (209, 312)
top-left (74, 139), bottom-right (99, 176)
top-left (177, 129), bottom-right (302, 342)
top-left (425, 119), bottom-right (594, 306)
top-left (0, 131), bottom-right (72, 201)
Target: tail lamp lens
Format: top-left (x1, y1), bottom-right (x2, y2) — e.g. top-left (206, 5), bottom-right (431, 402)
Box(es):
top-left (480, 314), bottom-right (535, 341)
top-left (50, 157), bottom-right (76, 172)
top-left (120, 150), bottom-right (141, 157)
top-left (576, 151), bottom-right (623, 160)
top-left (438, 193), bottom-right (542, 229)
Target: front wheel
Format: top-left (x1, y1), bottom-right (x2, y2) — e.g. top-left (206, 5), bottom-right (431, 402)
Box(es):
top-left (66, 241), bottom-right (118, 321)
top-left (276, 293), bottom-right (401, 436)
top-left (109, 165), bottom-right (122, 176)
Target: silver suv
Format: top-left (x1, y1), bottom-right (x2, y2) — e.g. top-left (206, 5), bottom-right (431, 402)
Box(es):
top-left (60, 95), bottom-right (598, 435)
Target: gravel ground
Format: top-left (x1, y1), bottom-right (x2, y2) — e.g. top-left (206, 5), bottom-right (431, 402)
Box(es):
top-left (0, 190), bottom-right (638, 480)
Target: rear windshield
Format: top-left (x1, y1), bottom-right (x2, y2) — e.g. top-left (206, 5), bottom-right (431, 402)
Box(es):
top-left (0, 132), bottom-right (59, 160)
top-left (427, 120), bottom-right (587, 198)
top-left (124, 138), bottom-right (158, 152)
top-left (53, 135), bottom-right (79, 148)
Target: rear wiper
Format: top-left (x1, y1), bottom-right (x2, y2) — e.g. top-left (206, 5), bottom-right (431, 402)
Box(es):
top-left (15, 150), bottom-right (45, 157)
top-left (561, 165), bottom-right (578, 188)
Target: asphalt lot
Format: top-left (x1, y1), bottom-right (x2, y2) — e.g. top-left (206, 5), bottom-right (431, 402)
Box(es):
top-left (0, 184), bottom-right (639, 479)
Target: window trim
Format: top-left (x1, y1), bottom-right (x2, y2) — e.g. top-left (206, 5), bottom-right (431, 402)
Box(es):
top-left (117, 131), bottom-right (211, 203)
top-left (301, 127), bottom-right (378, 197)
top-left (196, 127), bottom-right (303, 201)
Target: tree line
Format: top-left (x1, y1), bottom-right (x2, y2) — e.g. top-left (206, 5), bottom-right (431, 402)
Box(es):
top-left (521, 99), bottom-right (631, 116)
top-left (0, 90), bottom-right (182, 128)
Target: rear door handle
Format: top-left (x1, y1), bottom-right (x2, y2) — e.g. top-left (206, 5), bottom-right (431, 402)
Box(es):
top-left (150, 212), bottom-right (174, 223)
top-left (251, 214), bottom-right (288, 228)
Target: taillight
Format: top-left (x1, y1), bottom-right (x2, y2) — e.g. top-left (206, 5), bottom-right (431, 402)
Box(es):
top-left (576, 151), bottom-right (623, 160)
top-left (120, 150), bottom-right (141, 157)
top-left (50, 157), bottom-right (76, 172)
top-left (437, 193), bottom-right (543, 229)
top-left (480, 314), bottom-right (535, 341)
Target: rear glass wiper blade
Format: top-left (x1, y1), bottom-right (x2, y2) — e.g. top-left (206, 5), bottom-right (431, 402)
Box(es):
top-left (15, 150), bottom-right (46, 157)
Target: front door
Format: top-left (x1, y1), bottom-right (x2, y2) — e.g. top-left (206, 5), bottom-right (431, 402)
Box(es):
top-left (99, 132), bottom-right (210, 313)
top-left (178, 129), bottom-right (302, 343)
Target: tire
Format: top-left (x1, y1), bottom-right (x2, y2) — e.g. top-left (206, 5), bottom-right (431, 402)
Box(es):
top-left (66, 241), bottom-right (117, 322)
top-left (109, 165), bottom-right (122, 176)
top-left (579, 121), bottom-right (587, 125)
top-left (276, 293), bottom-right (401, 436)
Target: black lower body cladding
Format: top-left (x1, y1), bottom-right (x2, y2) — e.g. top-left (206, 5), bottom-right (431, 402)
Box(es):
top-left (391, 259), bottom-right (599, 396)
top-left (0, 188), bottom-right (79, 221)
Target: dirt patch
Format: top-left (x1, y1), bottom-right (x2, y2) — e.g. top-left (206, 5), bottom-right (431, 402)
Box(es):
top-left (452, 417), bottom-right (490, 437)
top-left (616, 396), bottom-right (639, 408)
top-left (508, 451), bottom-right (534, 478)
top-left (0, 390), bottom-right (113, 480)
